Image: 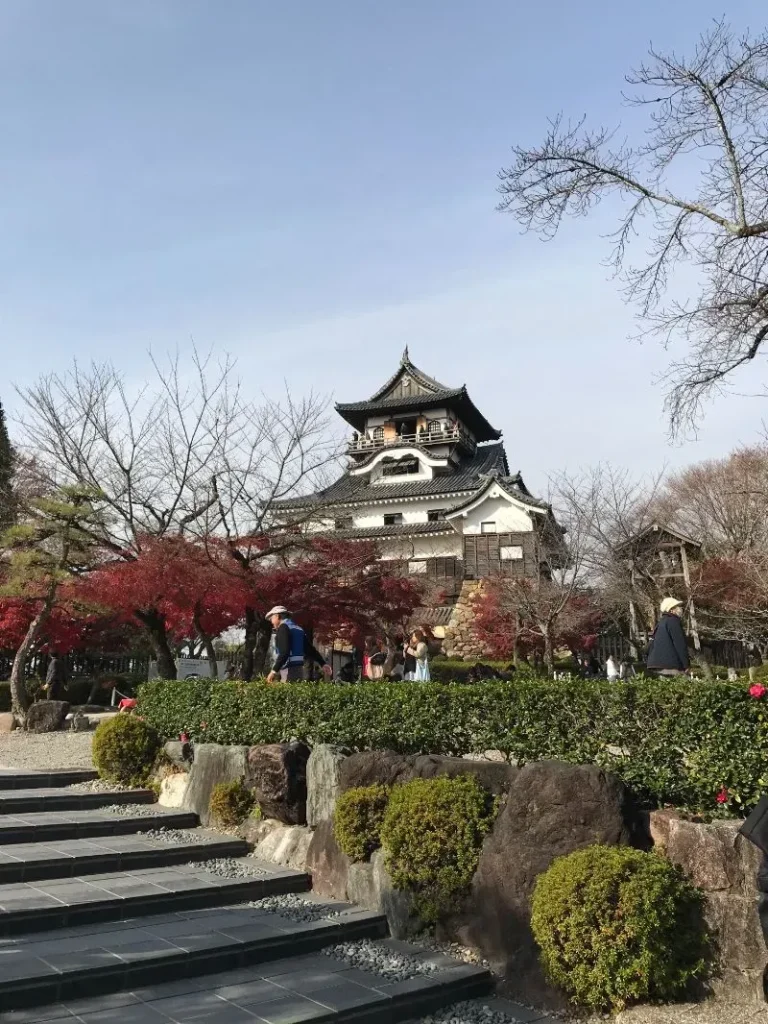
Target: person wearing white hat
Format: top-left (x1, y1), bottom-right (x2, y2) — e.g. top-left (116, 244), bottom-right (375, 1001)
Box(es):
top-left (646, 598), bottom-right (690, 675)
top-left (264, 606), bottom-right (331, 683)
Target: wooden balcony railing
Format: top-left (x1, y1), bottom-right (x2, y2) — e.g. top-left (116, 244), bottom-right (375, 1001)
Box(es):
top-left (348, 424), bottom-right (474, 453)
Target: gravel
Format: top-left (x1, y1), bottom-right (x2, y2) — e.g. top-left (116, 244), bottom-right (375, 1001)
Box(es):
top-left (416, 1002), bottom-right (524, 1024)
top-left (143, 828), bottom-right (201, 844)
top-left (246, 893), bottom-right (345, 923)
top-left (416, 935), bottom-right (491, 971)
top-left (0, 731), bottom-right (93, 771)
top-left (68, 779), bottom-right (126, 793)
top-left (191, 857), bottom-right (268, 878)
top-left (106, 803), bottom-right (161, 817)
top-left (323, 938), bottom-right (440, 983)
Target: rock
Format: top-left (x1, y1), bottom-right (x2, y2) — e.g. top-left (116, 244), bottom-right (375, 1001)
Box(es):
top-left (164, 740), bottom-right (193, 767)
top-left (247, 822), bottom-right (313, 872)
top-left (69, 711), bottom-right (90, 732)
top-left (648, 808), bottom-right (679, 851)
top-left (346, 861), bottom-right (377, 910)
top-left (159, 771), bottom-right (189, 809)
top-left (339, 750), bottom-right (515, 796)
top-left (704, 891), bottom-right (766, 1002)
top-left (183, 743), bottom-right (248, 826)
top-left (25, 701), bottom-right (70, 733)
top-left (306, 818), bottom-right (351, 900)
top-left (665, 818), bottom-right (740, 892)
top-left (307, 744), bottom-right (349, 826)
top-left (450, 760), bottom-right (635, 1010)
top-left (247, 742), bottom-right (310, 825)
top-left (371, 849), bottom-right (422, 939)
top-left (0, 713), bottom-right (16, 733)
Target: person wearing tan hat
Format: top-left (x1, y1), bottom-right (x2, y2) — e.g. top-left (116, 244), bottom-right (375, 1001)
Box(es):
top-left (646, 597), bottom-right (690, 675)
top-left (264, 606), bottom-right (331, 683)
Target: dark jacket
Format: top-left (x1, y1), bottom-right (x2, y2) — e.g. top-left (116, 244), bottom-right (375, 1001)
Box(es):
top-left (272, 620), bottom-right (326, 673)
top-left (45, 657), bottom-right (67, 699)
top-left (646, 613), bottom-right (690, 671)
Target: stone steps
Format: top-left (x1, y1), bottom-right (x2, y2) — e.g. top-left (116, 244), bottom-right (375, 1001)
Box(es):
top-left (0, 860), bottom-right (310, 936)
top-left (0, 943), bottom-right (489, 1022)
top-left (0, 769), bottom-right (98, 790)
top-left (0, 788), bottom-right (157, 815)
top-left (0, 898), bottom-right (390, 1012)
top-left (0, 807), bottom-right (199, 844)
top-left (0, 767), bottom-right (493, 1024)
top-left (0, 830), bottom-right (250, 884)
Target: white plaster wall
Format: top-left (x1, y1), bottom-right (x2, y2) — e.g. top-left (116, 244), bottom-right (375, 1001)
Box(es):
top-left (353, 497), bottom-right (458, 527)
top-left (377, 535), bottom-right (463, 560)
top-left (364, 408), bottom-right (449, 430)
top-left (457, 495), bottom-right (535, 535)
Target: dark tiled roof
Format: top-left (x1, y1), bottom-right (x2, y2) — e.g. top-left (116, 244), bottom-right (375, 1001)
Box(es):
top-left (411, 606), bottom-right (454, 626)
top-left (336, 388), bottom-right (465, 414)
top-left (446, 473), bottom-right (551, 514)
top-left (276, 442), bottom-right (512, 509)
top-left (328, 522), bottom-right (456, 540)
top-left (368, 352), bottom-right (452, 401)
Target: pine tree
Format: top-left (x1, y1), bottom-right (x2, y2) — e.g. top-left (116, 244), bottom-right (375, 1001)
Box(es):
top-left (0, 401), bottom-right (14, 530)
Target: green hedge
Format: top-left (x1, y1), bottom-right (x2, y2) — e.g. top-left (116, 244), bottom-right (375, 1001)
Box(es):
top-left (137, 677), bottom-right (768, 814)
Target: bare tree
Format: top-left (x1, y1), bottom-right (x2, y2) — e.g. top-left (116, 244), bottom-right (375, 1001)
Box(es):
top-left (498, 21), bottom-right (768, 431)
top-left (15, 350), bottom-right (338, 678)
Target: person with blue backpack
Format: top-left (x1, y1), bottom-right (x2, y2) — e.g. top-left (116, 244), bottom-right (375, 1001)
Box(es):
top-left (264, 605), bottom-right (331, 683)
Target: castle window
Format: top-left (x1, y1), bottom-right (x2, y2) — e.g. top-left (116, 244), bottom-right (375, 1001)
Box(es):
top-left (334, 517), bottom-right (353, 531)
top-left (371, 426), bottom-right (385, 441)
top-left (481, 522), bottom-right (496, 534)
top-left (381, 457), bottom-right (419, 477)
top-left (427, 509), bottom-right (444, 522)
top-left (384, 513), bottom-right (403, 526)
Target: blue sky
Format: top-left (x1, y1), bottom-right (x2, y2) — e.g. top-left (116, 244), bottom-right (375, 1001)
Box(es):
top-left (0, 0), bottom-right (766, 494)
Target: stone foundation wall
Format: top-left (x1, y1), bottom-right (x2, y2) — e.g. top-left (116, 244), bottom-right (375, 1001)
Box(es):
top-left (443, 580), bottom-right (491, 660)
top-left (650, 810), bottom-right (766, 1002)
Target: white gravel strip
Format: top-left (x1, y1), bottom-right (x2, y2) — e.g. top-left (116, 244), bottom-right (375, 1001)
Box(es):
top-left (417, 1002), bottom-right (523, 1024)
top-left (323, 938), bottom-right (440, 982)
top-left (416, 935), bottom-right (491, 971)
top-left (191, 857), bottom-right (268, 878)
top-left (68, 779), bottom-right (127, 793)
top-left (0, 731), bottom-right (93, 770)
top-left (246, 893), bottom-right (345, 923)
top-left (106, 803), bottom-right (161, 817)
top-left (143, 828), bottom-right (201, 844)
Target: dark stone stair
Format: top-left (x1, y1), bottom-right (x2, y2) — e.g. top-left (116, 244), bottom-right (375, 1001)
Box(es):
top-left (0, 788), bottom-right (156, 816)
top-left (0, 806), bottom-right (199, 845)
top-left (0, 769), bottom-right (98, 790)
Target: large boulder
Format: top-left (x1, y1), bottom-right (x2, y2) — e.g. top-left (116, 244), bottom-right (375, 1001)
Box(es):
top-left (346, 850), bottom-right (423, 939)
top-left (183, 743), bottom-right (248, 826)
top-left (0, 713), bottom-right (16, 733)
top-left (306, 818), bottom-right (351, 899)
top-left (307, 744), bottom-right (349, 826)
top-left (25, 701), bottom-right (70, 733)
top-left (448, 760), bottom-right (635, 1009)
top-left (339, 750), bottom-right (515, 797)
top-left (247, 742), bottom-right (310, 825)
top-left (245, 820), bottom-right (313, 872)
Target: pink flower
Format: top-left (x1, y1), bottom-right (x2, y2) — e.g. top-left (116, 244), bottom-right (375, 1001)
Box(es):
top-left (749, 684), bottom-right (767, 699)
top-left (716, 787), bottom-right (729, 805)
top-left (179, 731), bottom-right (189, 744)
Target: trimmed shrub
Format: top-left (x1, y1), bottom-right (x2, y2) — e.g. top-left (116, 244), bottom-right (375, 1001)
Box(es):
top-left (379, 774), bottom-right (497, 924)
top-left (334, 784), bottom-right (390, 861)
top-left (138, 676), bottom-right (768, 814)
top-left (92, 714), bottom-right (162, 786)
top-left (531, 845), bottom-right (710, 1012)
top-left (209, 780), bottom-right (256, 828)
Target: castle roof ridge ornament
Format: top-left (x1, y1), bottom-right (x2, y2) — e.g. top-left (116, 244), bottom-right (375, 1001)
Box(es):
top-left (401, 345), bottom-right (410, 364)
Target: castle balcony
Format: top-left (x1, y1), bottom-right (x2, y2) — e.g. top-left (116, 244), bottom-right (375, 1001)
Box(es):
top-left (348, 422), bottom-right (475, 454)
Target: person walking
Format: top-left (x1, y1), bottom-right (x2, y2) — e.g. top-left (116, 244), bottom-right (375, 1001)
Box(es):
top-left (646, 598), bottom-right (690, 676)
top-left (45, 653), bottom-right (68, 700)
top-left (264, 606), bottom-right (331, 683)
top-left (405, 629), bottom-right (431, 682)
top-left (606, 655), bottom-right (619, 682)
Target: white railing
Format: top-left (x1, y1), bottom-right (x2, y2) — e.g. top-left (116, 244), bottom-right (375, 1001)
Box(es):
top-left (348, 425), bottom-right (473, 452)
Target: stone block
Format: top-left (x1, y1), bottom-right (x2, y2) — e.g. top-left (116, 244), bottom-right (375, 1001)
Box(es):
top-left (305, 818), bottom-right (351, 900)
top-left (25, 700), bottom-right (70, 733)
top-left (371, 848), bottom-right (422, 939)
top-left (183, 743), bottom-right (248, 826)
top-left (648, 808), bottom-right (679, 851)
top-left (307, 744), bottom-right (349, 827)
top-left (347, 861), bottom-right (377, 910)
top-left (164, 740), bottom-right (193, 767)
top-left (247, 742), bottom-right (310, 825)
top-left (159, 771), bottom-right (189, 809)
top-left (449, 760), bottom-right (634, 1010)
top-left (339, 750), bottom-right (515, 796)
top-left (247, 822), bottom-right (313, 872)
top-left (665, 819), bottom-right (741, 892)
top-left (0, 712), bottom-right (16, 733)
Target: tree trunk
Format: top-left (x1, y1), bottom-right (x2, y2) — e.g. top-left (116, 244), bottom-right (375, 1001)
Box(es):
top-left (193, 604), bottom-right (218, 679)
top-left (542, 630), bottom-right (555, 676)
top-left (242, 607), bottom-right (258, 681)
top-left (252, 621), bottom-right (272, 677)
top-left (10, 598), bottom-right (54, 715)
top-left (135, 608), bottom-right (177, 680)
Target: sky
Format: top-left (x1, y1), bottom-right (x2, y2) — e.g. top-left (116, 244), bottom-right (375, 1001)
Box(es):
top-left (0, 0), bottom-right (766, 496)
